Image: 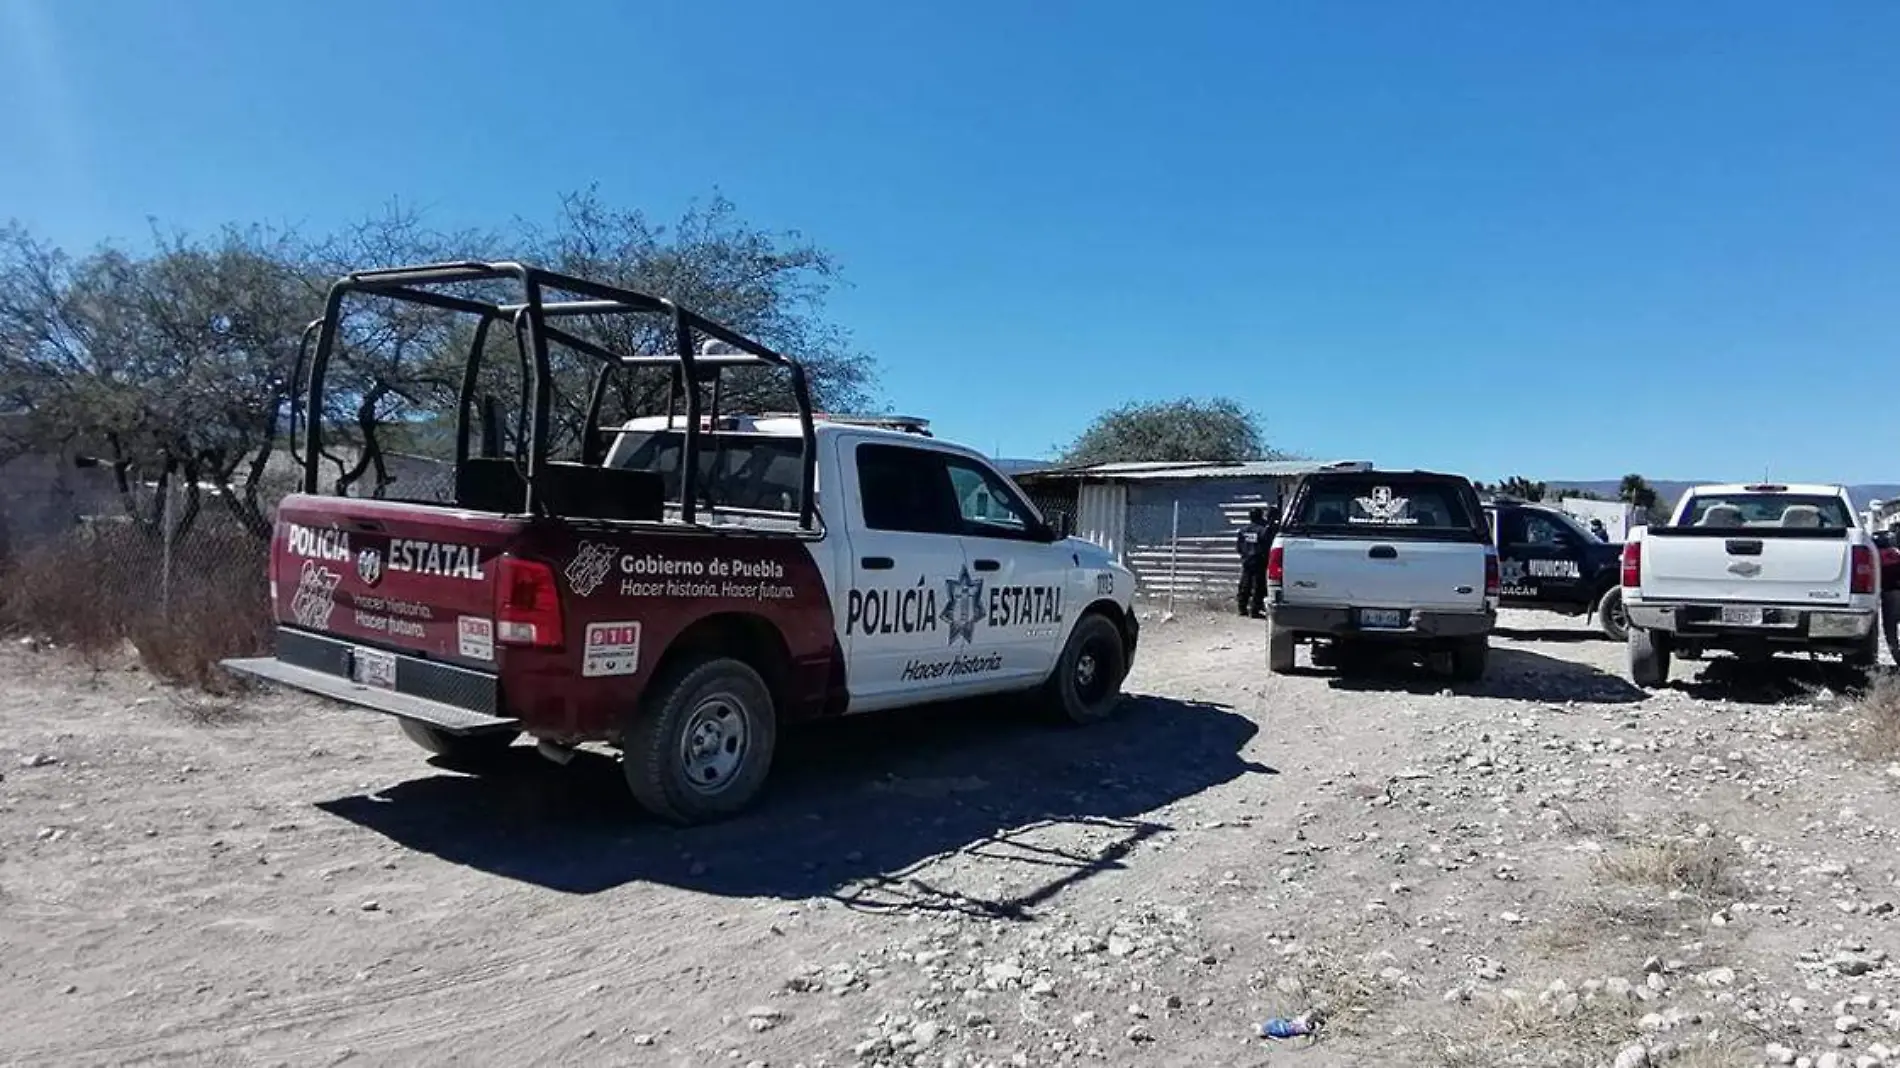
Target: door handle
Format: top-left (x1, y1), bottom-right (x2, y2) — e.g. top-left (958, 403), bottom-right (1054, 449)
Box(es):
top-left (1368, 545), bottom-right (1397, 559)
top-left (973, 558), bottom-right (1001, 572)
top-left (860, 556), bottom-right (894, 570)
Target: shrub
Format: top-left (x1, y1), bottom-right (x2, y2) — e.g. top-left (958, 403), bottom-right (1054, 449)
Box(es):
top-left (0, 520), bottom-right (271, 691)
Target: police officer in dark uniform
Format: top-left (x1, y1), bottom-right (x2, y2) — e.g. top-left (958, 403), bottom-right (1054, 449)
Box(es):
top-left (1236, 506), bottom-right (1275, 617)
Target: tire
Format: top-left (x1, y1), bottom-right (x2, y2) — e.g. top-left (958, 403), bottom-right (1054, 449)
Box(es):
top-left (623, 657), bottom-right (778, 826)
top-left (1595, 586), bottom-right (1629, 642)
top-left (1883, 591), bottom-right (1900, 663)
top-left (1043, 612), bottom-right (1129, 725)
top-left (397, 719), bottom-right (519, 766)
top-left (1845, 626), bottom-right (1880, 671)
top-left (1449, 636), bottom-right (1489, 683)
top-left (1629, 627), bottom-right (1671, 688)
top-left (1267, 623), bottom-right (1296, 674)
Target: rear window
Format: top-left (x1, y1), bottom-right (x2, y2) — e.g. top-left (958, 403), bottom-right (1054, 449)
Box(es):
top-left (604, 431), bottom-right (804, 513)
top-left (1677, 493), bottom-right (1852, 530)
top-left (1291, 476), bottom-right (1481, 538)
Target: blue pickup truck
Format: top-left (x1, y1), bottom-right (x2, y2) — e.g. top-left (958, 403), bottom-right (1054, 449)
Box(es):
top-left (1483, 498), bottom-right (1628, 640)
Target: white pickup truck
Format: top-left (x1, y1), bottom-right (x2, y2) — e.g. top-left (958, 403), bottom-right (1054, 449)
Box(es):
top-left (1621, 482), bottom-right (1880, 686)
top-left (1265, 469), bottom-right (1499, 680)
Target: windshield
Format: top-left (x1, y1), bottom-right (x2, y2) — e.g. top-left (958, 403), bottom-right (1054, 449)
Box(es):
top-left (1292, 476), bottom-right (1482, 539)
top-left (1540, 508), bottom-right (1597, 541)
top-left (604, 431), bottom-right (805, 514)
top-left (1677, 493), bottom-right (1852, 530)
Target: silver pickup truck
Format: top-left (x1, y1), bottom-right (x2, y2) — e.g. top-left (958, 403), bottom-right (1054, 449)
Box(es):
top-left (1621, 482), bottom-right (1880, 686)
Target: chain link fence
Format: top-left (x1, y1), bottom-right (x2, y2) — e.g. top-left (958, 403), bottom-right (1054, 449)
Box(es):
top-left (0, 450), bottom-right (461, 689)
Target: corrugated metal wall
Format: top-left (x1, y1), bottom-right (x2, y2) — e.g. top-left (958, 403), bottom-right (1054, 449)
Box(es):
top-left (1121, 477), bottom-right (1289, 602)
top-left (1075, 483), bottom-right (1127, 559)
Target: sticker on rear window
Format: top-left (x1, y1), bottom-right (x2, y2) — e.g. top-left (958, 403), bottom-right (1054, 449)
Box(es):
top-left (582, 622), bottom-right (642, 677)
top-left (457, 616), bottom-right (495, 661)
top-left (1351, 486), bottom-right (1418, 525)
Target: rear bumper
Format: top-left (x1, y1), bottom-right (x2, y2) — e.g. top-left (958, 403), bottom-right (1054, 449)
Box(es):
top-left (1270, 604), bottom-right (1495, 641)
top-left (1627, 600), bottom-right (1875, 645)
top-left (221, 627), bottom-right (517, 735)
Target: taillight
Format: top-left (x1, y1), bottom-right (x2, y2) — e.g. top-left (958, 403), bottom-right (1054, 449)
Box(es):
top-left (1852, 544), bottom-right (1877, 595)
top-left (1265, 546), bottom-right (1284, 584)
top-left (1621, 542), bottom-right (1641, 588)
top-left (496, 557), bottom-right (565, 648)
top-left (1484, 553), bottom-right (1500, 597)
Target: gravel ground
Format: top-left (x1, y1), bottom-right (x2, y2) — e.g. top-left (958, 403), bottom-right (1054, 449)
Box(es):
top-left (5, 608), bottom-right (1900, 1068)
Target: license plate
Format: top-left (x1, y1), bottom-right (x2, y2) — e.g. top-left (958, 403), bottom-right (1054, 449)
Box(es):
top-left (1359, 608), bottom-right (1406, 629)
top-left (1719, 606), bottom-right (1763, 626)
top-left (351, 647), bottom-right (397, 690)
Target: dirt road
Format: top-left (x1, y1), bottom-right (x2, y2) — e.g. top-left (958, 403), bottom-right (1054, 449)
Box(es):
top-left (5, 610), bottom-right (1900, 1067)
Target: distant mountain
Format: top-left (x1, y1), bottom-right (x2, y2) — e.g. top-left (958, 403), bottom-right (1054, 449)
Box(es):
top-left (993, 457), bottom-right (1059, 476)
top-left (1549, 480), bottom-right (1900, 512)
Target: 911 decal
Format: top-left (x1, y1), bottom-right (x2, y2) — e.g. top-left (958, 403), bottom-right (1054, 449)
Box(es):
top-left (582, 622), bottom-right (642, 678)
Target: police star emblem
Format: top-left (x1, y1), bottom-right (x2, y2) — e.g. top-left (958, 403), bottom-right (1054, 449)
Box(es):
top-left (356, 547), bottom-right (384, 587)
top-left (1499, 558), bottom-right (1527, 586)
top-left (940, 565), bottom-right (985, 645)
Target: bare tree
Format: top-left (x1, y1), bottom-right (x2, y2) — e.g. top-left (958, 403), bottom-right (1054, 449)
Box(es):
top-left (0, 191), bottom-right (878, 541)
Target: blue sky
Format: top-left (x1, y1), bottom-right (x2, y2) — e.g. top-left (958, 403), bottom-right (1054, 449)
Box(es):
top-left (4, 0), bottom-right (1897, 482)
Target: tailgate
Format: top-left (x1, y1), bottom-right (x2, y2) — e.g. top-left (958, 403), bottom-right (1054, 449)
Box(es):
top-left (1280, 537), bottom-right (1488, 612)
top-left (1641, 532), bottom-right (1851, 605)
top-left (273, 494), bottom-right (524, 666)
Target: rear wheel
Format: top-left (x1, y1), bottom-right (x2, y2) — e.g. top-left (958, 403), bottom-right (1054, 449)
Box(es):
top-left (1595, 586), bottom-right (1629, 642)
top-left (1044, 613), bottom-right (1128, 724)
top-left (1266, 623), bottom-right (1296, 674)
top-left (1844, 628), bottom-right (1880, 683)
top-left (1449, 636), bottom-right (1489, 683)
top-left (397, 719), bottom-right (519, 766)
top-left (1629, 628), bottom-right (1671, 688)
top-left (624, 657), bottom-right (777, 825)
top-left (1883, 591), bottom-right (1900, 663)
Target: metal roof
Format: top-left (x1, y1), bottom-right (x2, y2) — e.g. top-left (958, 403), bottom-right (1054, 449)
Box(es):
top-left (1016, 459), bottom-right (1372, 482)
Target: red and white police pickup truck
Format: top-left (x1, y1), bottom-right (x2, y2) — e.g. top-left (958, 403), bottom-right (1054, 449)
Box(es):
top-left (226, 263), bottom-right (1138, 824)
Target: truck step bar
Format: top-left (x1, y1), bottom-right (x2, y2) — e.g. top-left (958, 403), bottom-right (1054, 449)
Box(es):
top-left (221, 657), bottom-right (521, 735)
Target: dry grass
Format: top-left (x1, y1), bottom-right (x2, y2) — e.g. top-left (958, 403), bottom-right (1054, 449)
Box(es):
top-left (1852, 672), bottom-right (1900, 760)
top-left (1532, 895), bottom-right (1688, 952)
top-left (1594, 835), bottom-right (1740, 903)
top-left (1425, 987), bottom-right (1641, 1068)
top-left (1548, 801), bottom-right (1622, 839)
top-left (0, 523), bottom-right (271, 693)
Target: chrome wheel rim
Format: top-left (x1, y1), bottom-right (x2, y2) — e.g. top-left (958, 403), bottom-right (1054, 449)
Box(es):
top-left (678, 696), bottom-right (749, 794)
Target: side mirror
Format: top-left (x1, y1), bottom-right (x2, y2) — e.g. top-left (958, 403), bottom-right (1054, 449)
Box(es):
top-left (1047, 509), bottom-right (1074, 541)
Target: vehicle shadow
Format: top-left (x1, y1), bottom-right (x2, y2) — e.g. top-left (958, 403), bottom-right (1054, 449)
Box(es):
top-left (1674, 655), bottom-right (1877, 704)
top-left (1494, 625), bottom-right (1604, 645)
top-left (1314, 647), bottom-right (1646, 704)
top-left (315, 694), bottom-right (1271, 909)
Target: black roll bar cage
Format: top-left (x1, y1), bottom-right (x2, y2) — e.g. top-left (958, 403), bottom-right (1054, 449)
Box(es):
top-left (296, 261), bottom-right (819, 530)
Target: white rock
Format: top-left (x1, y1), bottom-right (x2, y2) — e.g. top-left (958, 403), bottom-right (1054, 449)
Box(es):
top-left (1837, 1015), bottom-right (1863, 1034)
top-left (1613, 1042), bottom-right (1651, 1068)
top-left (1764, 1044), bottom-right (1796, 1065)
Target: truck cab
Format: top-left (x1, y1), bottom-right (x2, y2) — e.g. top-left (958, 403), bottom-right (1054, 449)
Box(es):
top-left (1483, 498), bottom-right (1628, 639)
top-left (225, 262), bottom-right (1139, 824)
